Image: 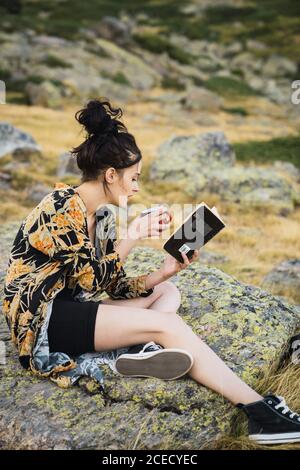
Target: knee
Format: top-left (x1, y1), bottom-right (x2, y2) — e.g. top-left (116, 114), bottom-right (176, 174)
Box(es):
top-left (158, 280), bottom-right (181, 305)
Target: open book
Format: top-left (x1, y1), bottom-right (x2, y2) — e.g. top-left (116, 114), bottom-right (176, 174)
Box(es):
top-left (163, 202), bottom-right (226, 263)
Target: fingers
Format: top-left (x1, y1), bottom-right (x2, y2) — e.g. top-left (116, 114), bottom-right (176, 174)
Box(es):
top-left (149, 223), bottom-right (169, 234)
top-left (153, 207), bottom-right (170, 220)
top-left (150, 224), bottom-right (168, 237)
top-left (150, 219), bottom-right (170, 233)
top-left (181, 252), bottom-right (190, 267)
top-left (181, 250), bottom-right (200, 267)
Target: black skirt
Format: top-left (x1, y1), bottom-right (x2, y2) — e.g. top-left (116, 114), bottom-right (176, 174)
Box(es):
top-left (48, 284), bottom-right (103, 356)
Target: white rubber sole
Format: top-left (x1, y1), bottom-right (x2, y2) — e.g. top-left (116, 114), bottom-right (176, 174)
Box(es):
top-left (115, 348), bottom-right (194, 380)
top-left (249, 431), bottom-right (300, 444)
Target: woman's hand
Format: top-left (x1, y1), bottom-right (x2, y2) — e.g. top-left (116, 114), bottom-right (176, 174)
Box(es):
top-left (128, 207), bottom-right (173, 240)
top-left (160, 250), bottom-right (200, 279)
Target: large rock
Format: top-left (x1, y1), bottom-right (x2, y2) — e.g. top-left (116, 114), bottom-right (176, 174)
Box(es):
top-left (0, 122), bottom-right (42, 190)
top-left (0, 238), bottom-right (299, 450)
top-left (92, 15), bottom-right (133, 47)
top-left (94, 38), bottom-right (160, 90)
top-left (26, 183), bottom-right (53, 204)
top-left (230, 52), bottom-right (263, 74)
top-left (206, 167), bottom-right (300, 214)
top-left (0, 32), bottom-right (31, 73)
top-left (261, 259), bottom-right (300, 304)
top-left (0, 122), bottom-right (41, 160)
top-left (262, 55), bottom-right (298, 79)
top-left (56, 151), bottom-right (81, 178)
top-left (25, 80), bottom-right (63, 109)
top-left (150, 132), bottom-right (300, 213)
top-left (197, 249), bottom-right (229, 265)
top-left (150, 131), bottom-right (235, 189)
top-left (273, 160), bottom-right (300, 183)
top-left (181, 86), bottom-right (224, 112)
top-left (264, 79), bottom-right (293, 105)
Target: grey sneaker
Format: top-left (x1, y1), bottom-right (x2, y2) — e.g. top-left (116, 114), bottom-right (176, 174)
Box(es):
top-left (115, 341), bottom-right (194, 380)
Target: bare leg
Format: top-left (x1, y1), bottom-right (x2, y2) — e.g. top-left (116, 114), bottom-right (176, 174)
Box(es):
top-left (156, 315), bottom-right (263, 406)
top-left (100, 287), bottom-right (262, 405)
top-left (101, 280), bottom-right (181, 313)
top-left (149, 281), bottom-right (182, 312)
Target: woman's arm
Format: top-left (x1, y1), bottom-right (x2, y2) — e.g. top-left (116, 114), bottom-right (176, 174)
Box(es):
top-left (102, 208), bottom-right (172, 299)
top-left (113, 207), bottom-right (170, 263)
top-left (128, 249), bottom-right (202, 291)
top-left (144, 268), bottom-right (169, 290)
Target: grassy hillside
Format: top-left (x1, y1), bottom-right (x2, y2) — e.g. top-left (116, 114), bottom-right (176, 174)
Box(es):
top-left (0, 0), bottom-right (299, 62)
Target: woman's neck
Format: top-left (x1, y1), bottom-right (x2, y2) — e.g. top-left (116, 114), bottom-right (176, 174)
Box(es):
top-left (74, 182), bottom-right (111, 217)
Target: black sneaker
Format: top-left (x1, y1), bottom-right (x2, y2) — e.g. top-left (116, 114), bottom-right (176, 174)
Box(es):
top-left (126, 342), bottom-right (164, 355)
top-left (115, 341), bottom-right (194, 380)
top-left (237, 394), bottom-right (300, 444)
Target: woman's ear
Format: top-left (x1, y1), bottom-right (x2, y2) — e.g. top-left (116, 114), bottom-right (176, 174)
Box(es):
top-left (104, 167), bottom-right (116, 184)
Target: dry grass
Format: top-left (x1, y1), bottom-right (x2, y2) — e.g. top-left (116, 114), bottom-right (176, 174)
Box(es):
top-left (206, 359), bottom-right (300, 450)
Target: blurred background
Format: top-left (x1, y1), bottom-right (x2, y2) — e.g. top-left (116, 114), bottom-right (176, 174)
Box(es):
top-left (0, 0), bottom-right (299, 302)
top-left (0, 0), bottom-right (300, 451)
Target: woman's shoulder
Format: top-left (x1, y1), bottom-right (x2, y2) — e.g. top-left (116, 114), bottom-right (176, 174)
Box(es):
top-left (23, 183), bottom-right (85, 234)
top-left (41, 182), bottom-right (85, 213)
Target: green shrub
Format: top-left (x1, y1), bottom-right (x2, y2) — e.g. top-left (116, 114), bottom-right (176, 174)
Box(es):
top-left (187, 76), bottom-right (204, 87)
top-left (26, 75), bottom-right (45, 84)
top-left (161, 77), bottom-right (186, 90)
top-left (111, 72), bottom-right (130, 86)
top-left (0, 68), bottom-right (11, 81)
top-left (204, 76), bottom-right (260, 98)
top-left (233, 135), bottom-right (300, 168)
top-left (101, 71), bottom-right (131, 86)
top-left (132, 33), bottom-right (195, 65)
top-left (6, 92), bottom-right (28, 105)
top-left (222, 106), bottom-right (249, 116)
top-left (41, 54), bottom-right (71, 68)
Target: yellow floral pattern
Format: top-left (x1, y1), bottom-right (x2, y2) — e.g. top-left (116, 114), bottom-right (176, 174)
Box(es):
top-left (2, 182), bottom-right (154, 387)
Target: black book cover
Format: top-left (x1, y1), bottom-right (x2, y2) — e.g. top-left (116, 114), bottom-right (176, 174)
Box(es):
top-left (163, 203), bottom-right (226, 263)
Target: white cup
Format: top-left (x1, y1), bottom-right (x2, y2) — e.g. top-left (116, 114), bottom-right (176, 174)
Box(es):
top-left (140, 205), bottom-right (170, 224)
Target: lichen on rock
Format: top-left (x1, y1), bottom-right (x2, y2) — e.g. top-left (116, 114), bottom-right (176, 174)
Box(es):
top-left (1, 241), bottom-right (299, 449)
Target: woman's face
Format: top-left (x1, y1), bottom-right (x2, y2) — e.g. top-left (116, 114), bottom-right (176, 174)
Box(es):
top-left (108, 160), bottom-right (141, 208)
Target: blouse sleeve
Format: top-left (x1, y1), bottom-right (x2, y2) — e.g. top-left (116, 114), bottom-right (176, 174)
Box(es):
top-left (27, 195), bottom-right (125, 295)
top-left (27, 194), bottom-right (154, 299)
top-left (104, 265), bottom-right (154, 300)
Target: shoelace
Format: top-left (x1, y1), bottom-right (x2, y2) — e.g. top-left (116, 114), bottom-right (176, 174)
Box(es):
top-left (141, 341), bottom-right (163, 353)
top-left (274, 396), bottom-right (300, 421)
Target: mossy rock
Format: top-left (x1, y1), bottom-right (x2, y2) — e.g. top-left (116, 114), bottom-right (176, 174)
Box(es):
top-left (262, 259), bottom-right (300, 304)
top-left (0, 232), bottom-right (300, 449)
top-left (150, 131), bottom-right (235, 189)
top-left (150, 132), bottom-right (300, 213)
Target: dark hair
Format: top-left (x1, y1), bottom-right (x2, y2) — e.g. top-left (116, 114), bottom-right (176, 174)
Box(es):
top-left (70, 97), bottom-right (142, 195)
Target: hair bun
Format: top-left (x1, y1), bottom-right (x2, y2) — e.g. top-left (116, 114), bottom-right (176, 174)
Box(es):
top-left (75, 98), bottom-right (122, 138)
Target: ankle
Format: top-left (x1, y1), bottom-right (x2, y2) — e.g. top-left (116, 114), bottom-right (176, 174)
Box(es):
top-left (235, 391), bottom-right (263, 406)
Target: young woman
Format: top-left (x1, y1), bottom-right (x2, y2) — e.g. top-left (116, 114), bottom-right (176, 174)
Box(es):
top-left (3, 98), bottom-right (300, 446)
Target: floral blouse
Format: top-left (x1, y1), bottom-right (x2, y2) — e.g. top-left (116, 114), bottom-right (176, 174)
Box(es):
top-left (2, 182), bottom-right (154, 391)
